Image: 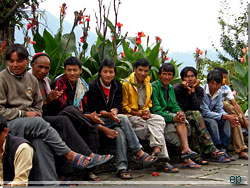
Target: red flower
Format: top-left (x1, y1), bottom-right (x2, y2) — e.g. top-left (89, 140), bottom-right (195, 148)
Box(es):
top-left (196, 48), bottom-right (203, 55)
top-left (26, 37), bottom-right (36, 45)
top-left (116, 22), bottom-right (123, 29)
top-left (136, 36), bottom-right (142, 45)
top-left (138, 32), bottom-right (145, 37)
top-left (165, 56), bottom-right (170, 61)
top-left (242, 48), bottom-right (246, 54)
top-left (80, 36), bottom-right (84, 43)
top-left (152, 172), bottom-right (159, 176)
top-left (240, 56), bottom-right (245, 63)
top-left (60, 3), bottom-right (67, 17)
top-left (85, 17), bottom-right (90, 22)
top-left (121, 52), bottom-right (125, 58)
top-left (156, 36), bottom-right (161, 42)
top-left (27, 18), bottom-right (36, 30)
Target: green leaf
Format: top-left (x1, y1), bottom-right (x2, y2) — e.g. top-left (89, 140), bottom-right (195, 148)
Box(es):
top-left (43, 29), bottom-right (59, 56)
top-left (81, 65), bottom-right (92, 78)
top-left (234, 61), bottom-right (247, 77)
top-left (231, 78), bottom-right (247, 97)
top-left (60, 32), bottom-right (77, 55)
top-left (147, 42), bottom-right (161, 68)
top-left (105, 17), bottom-right (116, 34)
top-left (33, 32), bottom-right (46, 53)
top-left (96, 29), bottom-right (104, 41)
top-left (122, 41), bottom-right (133, 60)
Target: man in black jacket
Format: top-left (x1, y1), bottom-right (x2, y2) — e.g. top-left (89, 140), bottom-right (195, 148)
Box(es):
top-left (174, 66), bottom-right (230, 163)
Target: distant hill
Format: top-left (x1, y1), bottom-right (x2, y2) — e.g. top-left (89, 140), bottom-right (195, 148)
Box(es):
top-left (14, 11), bottom-right (220, 72)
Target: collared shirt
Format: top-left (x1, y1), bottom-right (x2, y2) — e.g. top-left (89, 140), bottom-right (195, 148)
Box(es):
top-left (221, 85), bottom-right (234, 101)
top-left (200, 84), bottom-right (227, 121)
top-left (0, 139), bottom-right (34, 186)
top-left (134, 76), bottom-right (146, 109)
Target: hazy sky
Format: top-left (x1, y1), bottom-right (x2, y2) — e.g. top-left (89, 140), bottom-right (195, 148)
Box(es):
top-left (39, 0), bottom-right (246, 53)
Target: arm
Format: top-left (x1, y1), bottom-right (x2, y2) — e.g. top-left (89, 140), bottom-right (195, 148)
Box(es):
top-left (231, 99), bottom-right (248, 129)
top-left (151, 85), bottom-right (175, 122)
top-left (9, 143), bottom-right (34, 186)
top-left (200, 94), bottom-right (226, 121)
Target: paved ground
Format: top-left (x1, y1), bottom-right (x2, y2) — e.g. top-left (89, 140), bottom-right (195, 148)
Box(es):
top-left (57, 153), bottom-right (248, 187)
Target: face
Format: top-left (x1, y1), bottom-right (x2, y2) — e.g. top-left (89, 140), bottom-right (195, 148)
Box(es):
top-left (134, 65), bottom-right (150, 83)
top-left (100, 66), bottom-right (115, 86)
top-left (31, 56), bottom-right (50, 80)
top-left (7, 52), bottom-right (28, 75)
top-left (208, 80), bottom-right (221, 96)
top-left (183, 71), bottom-right (197, 87)
top-left (159, 71), bottom-right (174, 87)
top-left (64, 65), bottom-right (82, 85)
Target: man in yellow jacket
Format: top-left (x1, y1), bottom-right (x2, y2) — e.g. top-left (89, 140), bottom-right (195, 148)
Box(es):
top-left (122, 58), bottom-right (178, 173)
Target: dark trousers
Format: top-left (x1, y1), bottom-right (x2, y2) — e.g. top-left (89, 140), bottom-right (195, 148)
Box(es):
top-left (58, 106), bottom-right (100, 153)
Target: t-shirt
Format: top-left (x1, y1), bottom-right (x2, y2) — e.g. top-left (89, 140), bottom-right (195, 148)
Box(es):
top-left (221, 85), bottom-right (234, 101)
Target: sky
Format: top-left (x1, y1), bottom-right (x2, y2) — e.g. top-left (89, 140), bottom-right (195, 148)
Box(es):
top-left (39, 0), bottom-right (246, 53)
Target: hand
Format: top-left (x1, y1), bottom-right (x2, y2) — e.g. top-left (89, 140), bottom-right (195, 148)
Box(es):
top-left (182, 81), bottom-right (192, 94)
top-left (141, 110), bottom-right (151, 120)
top-left (100, 125), bottom-right (118, 139)
top-left (88, 112), bottom-right (104, 125)
top-left (110, 108), bottom-right (120, 123)
top-left (44, 87), bottom-right (63, 104)
top-left (193, 79), bottom-right (200, 88)
top-left (174, 111), bottom-right (186, 123)
top-left (26, 111), bottom-right (40, 117)
top-left (224, 114), bottom-right (240, 127)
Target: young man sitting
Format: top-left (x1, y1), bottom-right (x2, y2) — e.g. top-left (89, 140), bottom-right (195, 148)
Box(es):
top-left (151, 63), bottom-right (201, 169)
top-left (174, 66), bottom-right (230, 163)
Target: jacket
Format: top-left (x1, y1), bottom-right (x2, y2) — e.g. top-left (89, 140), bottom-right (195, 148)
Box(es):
top-left (87, 78), bottom-right (123, 113)
top-left (121, 72), bottom-right (152, 115)
top-left (151, 80), bottom-right (181, 122)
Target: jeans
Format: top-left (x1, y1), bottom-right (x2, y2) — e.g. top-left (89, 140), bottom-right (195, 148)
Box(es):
top-left (101, 114), bottom-right (142, 171)
top-left (204, 118), bottom-right (231, 150)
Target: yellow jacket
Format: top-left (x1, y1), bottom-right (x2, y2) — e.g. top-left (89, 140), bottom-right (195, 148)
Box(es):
top-left (121, 72), bottom-right (152, 115)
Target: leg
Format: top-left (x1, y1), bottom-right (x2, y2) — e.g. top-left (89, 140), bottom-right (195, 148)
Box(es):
top-left (43, 115), bottom-right (92, 155)
top-left (31, 138), bottom-right (59, 181)
top-left (204, 118), bottom-right (221, 149)
top-left (59, 106), bottom-right (99, 153)
top-left (218, 119), bottom-right (231, 151)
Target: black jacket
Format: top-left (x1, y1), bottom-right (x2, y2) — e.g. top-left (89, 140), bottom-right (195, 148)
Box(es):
top-left (87, 78), bottom-right (123, 113)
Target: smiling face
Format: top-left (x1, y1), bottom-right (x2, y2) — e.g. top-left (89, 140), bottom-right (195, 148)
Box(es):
top-left (159, 71), bottom-right (174, 87)
top-left (183, 70), bottom-right (197, 87)
top-left (31, 56), bottom-right (50, 80)
top-left (100, 66), bottom-right (115, 86)
top-left (7, 52), bottom-right (28, 75)
top-left (134, 65), bottom-right (150, 84)
top-left (64, 65), bottom-right (82, 86)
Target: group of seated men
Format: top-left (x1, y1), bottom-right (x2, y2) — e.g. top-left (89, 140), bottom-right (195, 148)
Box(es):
top-left (0, 44), bottom-right (248, 185)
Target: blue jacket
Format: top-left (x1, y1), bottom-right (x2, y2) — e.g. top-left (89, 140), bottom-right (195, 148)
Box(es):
top-left (200, 84), bottom-right (227, 121)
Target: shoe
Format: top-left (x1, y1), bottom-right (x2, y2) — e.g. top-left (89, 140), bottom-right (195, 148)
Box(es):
top-left (181, 150), bottom-right (197, 160)
top-left (153, 151), bottom-right (170, 162)
top-left (134, 152), bottom-right (158, 165)
top-left (116, 169), bottom-right (133, 180)
top-left (87, 154), bottom-right (113, 169)
top-left (71, 153), bottom-right (93, 169)
top-left (181, 163), bottom-right (201, 169)
top-left (156, 163), bottom-right (179, 173)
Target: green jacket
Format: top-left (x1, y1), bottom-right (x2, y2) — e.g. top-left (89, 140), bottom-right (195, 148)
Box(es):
top-left (151, 80), bottom-right (181, 122)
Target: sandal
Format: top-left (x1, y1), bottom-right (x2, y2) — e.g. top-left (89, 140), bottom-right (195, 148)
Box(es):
top-left (134, 152), bottom-right (158, 165)
top-left (88, 172), bottom-right (101, 181)
top-left (239, 152), bottom-right (248, 160)
top-left (156, 163), bottom-right (179, 173)
top-left (193, 156), bottom-right (208, 165)
top-left (72, 153), bottom-right (93, 169)
top-left (182, 163), bottom-right (201, 169)
top-left (181, 150), bottom-right (197, 160)
top-left (153, 151), bottom-right (170, 162)
top-left (116, 169), bottom-right (133, 180)
top-left (87, 154), bottom-right (113, 169)
top-left (209, 151), bottom-right (230, 163)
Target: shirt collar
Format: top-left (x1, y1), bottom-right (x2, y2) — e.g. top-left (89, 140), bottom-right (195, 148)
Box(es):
top-left (7, 67), bottom-right (26, 79)
top-left (205, 84), bottom-right (220, 100)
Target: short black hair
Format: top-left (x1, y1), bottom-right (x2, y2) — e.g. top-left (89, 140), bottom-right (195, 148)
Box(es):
top-left (64, 56), bottom-right (82, 69)
top-left (207, 70), bottom-right (223, 84)
top-left (98, 59), bottom-right (117, 76)
top-left (134, 58), bottom-right (151, 69)
top-left (0, 115), bottom-right (7, 133)
top-left (214, 67), bottom-right (228, 74)
top-left (5, 44), bottom-right (29, 61)
top-left (159, 63), bottom-right (175, 76)
top-left (180, 66), bottom-right (197, 79)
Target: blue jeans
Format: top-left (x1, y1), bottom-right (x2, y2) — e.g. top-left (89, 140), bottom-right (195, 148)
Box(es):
top-left (204, 118), bottom-right (231, 150)
top-left (101, 114), bottom-right (142, 171)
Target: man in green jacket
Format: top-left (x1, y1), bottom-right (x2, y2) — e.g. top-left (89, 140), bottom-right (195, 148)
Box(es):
top-left (151, 63), bottom-right (201, 169)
